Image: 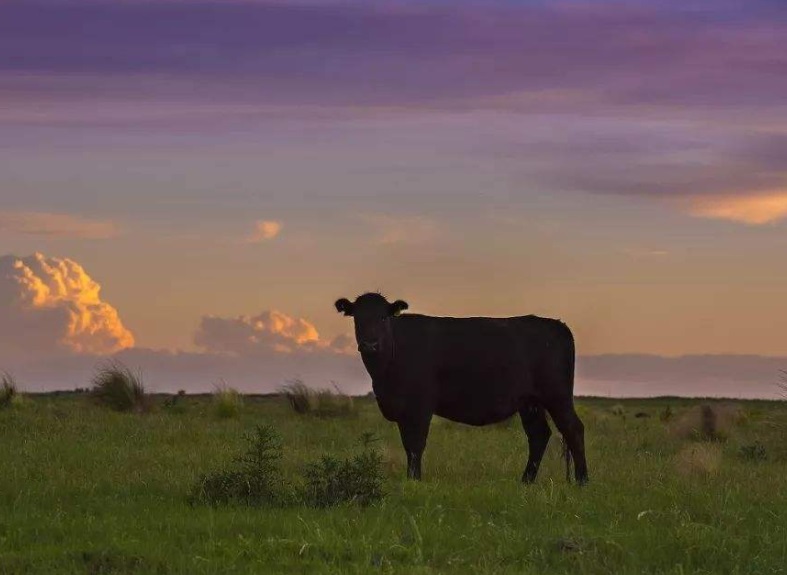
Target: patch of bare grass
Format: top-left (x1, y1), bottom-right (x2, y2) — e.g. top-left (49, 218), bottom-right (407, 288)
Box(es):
top-left (674, 443), bottom-right (722, 477)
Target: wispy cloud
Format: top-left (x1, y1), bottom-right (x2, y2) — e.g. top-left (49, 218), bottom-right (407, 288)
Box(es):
top-left (0, 211), bottom-right (119, 239)
top-left (361, 214), bottom-right (440, 245)
top-left (687, 192), bottom-right (787, 225)
top-left (247, 220), bottom-right (283, 242)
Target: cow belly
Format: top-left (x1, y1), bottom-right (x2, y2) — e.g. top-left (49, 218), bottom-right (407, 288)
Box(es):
top-left (434, 390), bottom-right (522, 426)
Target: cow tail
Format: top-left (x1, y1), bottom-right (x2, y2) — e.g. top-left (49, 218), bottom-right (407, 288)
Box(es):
top-left (563, 436), bottom-right (572, 483)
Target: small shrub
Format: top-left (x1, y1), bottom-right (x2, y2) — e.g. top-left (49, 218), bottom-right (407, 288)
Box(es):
top-left (190, 424), bottom-right (289, 506)
top-left (739, 441), bottom-right (768, 462)
top-left (91, 361), bottom-right (148, 413)
top-left (1, 372), bottom-right (20, 408)
top-left (163, 390), bottom-right (187, 413)
top-left (302, 449), bottom-right (385, 508)
top-left (213, 384), bottom-right (243, 419)
top-left (674, 443), bottom-right (722, 477)
top-left (660, 405), bottom-right (674, 422)
top-left (281, 379), bottom-right (355, 418)
top-left (610, 404), bottom-right (625, 417)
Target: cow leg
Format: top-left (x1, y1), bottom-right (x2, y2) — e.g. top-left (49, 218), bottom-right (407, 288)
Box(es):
top-left (397, 416), bottom-right (431, 480)
top-left (545, 403), bottom-right (589, 485)
top-left (519, 405), bottom-right (551, 484)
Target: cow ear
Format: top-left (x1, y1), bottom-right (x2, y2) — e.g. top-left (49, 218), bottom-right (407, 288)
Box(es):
top-left (334, 298), bottom-right (354, 316)
top-left (389, 300), bottom-right (408, 316)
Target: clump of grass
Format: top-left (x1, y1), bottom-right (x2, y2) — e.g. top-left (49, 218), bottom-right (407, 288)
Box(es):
top-left (190, 424), bottom-right (290, 507)
top-left (1, 372), bottom-right (21, 408)
top-left (674, 443), bottom-right (722, 477)
top-left (90, 361), bottom-right (148, 413)
top-left (660, 405), bottom-right (674, 422)
top-left (669, 403), bottom-right (745, 441)
top-left (739, 441), bottom-right (768, 462)
top-left (302, 449), bottom-right (385, 508)
top-left (163, 390), bottom-right (187, 413)
top-left (281, 379), bottom-right (355, 418)
top-left (212, 383), bottom-right (243, 419)
top-left (610, 404), bottom-right (626, 417)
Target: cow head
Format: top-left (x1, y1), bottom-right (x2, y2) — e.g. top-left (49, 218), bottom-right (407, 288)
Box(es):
top-left (334, 292), bottom-right (408, 356)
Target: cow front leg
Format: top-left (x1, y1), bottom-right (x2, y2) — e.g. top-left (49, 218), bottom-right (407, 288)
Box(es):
top-left (397, 416), bottom-right (431, 480)
top-left (519, 405), bottom-right (552, 483)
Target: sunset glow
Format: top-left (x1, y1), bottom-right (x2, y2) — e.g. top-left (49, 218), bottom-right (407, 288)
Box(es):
top-left (1, 0), bottom-right (785, 397)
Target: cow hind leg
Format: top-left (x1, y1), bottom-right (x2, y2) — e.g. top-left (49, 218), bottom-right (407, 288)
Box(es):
top-left (545, 403), bottom-right (589, 485)
top-left (397, 416), bottom-right (431, 480)
top-left (519, 406), bottom-right (551, 484)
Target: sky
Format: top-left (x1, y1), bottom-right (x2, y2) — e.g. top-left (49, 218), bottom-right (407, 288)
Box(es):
top-left (1, 0), bottom-right (786, 397)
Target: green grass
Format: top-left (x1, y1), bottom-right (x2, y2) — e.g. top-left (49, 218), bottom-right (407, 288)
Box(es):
top-left (0, 394), bottom-right (785, 574)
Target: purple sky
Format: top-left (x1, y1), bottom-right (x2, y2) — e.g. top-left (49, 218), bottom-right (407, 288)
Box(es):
top-left (1, 0), bottom-right (786, 396)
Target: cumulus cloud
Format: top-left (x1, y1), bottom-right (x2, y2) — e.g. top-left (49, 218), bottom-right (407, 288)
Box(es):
top-left (247, 220), bottom-right (283, 242)
top-left (194, 310), bottom-right (324, 355)
top-left (0, 211), bottom-right (119, 239)
top-left (686, 192), bottom-right (787, 225)
top-left (0, 253), bottom-right (134, 361)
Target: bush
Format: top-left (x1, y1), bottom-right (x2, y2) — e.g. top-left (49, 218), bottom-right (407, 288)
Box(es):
top-left (281, 379), bottom-right (355, 418)
top-left (213, 384), bottom-right (243, 419)
top-left (1, 372), bottom-right (20, 408)
top-left (739, 441), bottom-right (768, 462)
top-left (610, 404), bottom-right (626, 417)
top-left (303, 449), bottom-right (385, 508)
top-left (163, 390), bottom-right (187, 413)
top-left (190, 426), bottom-right (386, 509)
top-left (190, 424), bottom-right (290, 507)
top-left (90, 361), bottom-right (148, 413)
top-left (660, 405), bottom-right (674, 422)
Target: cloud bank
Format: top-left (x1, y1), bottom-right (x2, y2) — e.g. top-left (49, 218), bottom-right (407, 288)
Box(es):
top-left (0, 211), bottom-right (118, 239)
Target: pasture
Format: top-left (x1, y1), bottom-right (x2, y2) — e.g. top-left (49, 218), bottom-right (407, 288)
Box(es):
top-left (1, 393), bottom-right (785, 574)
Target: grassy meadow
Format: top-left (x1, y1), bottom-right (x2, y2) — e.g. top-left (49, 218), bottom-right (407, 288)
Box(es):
top-left (0, 391), bottom-right (785, 574)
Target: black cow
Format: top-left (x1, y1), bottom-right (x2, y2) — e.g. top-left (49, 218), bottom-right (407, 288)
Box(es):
top-left (334, 292), bottom-right (589, 485)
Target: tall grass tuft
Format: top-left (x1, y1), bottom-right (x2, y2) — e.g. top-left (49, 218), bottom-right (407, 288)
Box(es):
top-left (212, 383), bottom-right (243, 419)
top-left (1, 372), bottom-right (20, 408)
top-left (669, 403), bottom-right (745, 441)
top-left (281, 379), bottom-right (355, 418)
top-left (91, 361), bottom-right (148, 413)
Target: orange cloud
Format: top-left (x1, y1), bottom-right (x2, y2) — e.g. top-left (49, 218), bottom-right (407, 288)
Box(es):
top-left (687, 192), bottom-right (787, 225)
top-left (194, 310), bottom-right (321, 356)
top-left (0, 211), bottom-right (119, 239)
top-left (0, 253), bottom-right (134, 360)
top-left (248, 220), bottom-right (283, 242)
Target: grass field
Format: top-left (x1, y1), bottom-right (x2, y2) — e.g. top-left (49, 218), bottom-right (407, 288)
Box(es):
top-left (1, 393), bottom-right (785, 574)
